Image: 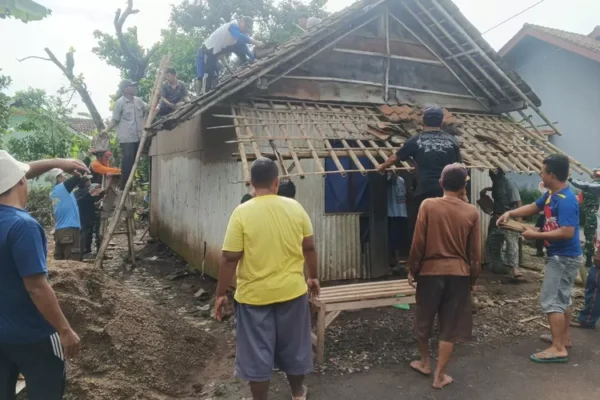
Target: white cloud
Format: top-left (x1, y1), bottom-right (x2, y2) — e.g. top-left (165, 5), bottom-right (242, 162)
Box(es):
top-left (2, 0), bottom-right (598, 118)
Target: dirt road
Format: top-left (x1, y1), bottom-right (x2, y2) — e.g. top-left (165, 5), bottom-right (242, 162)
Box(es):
top-left (261, 328), bottom-right (599, 400)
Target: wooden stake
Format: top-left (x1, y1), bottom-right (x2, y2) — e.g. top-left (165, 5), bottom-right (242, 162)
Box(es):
top-left (94, 54), bottom-right (171, 269)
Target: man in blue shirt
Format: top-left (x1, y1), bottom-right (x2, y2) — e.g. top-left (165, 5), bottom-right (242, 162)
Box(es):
top-left (498, 154), bottom-right (582, 364)
top-left (197, 16), bottom-right (264, 92)
top-left (0, 151), bottom-right (82, 400)
top-left (49, 169), bottom-right (85, 261)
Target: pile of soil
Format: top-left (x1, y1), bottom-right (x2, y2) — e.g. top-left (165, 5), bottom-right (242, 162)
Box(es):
top-left (48, 260), bottom-right (212, 400)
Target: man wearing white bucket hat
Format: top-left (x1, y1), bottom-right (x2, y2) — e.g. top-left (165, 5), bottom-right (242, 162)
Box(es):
top-left (0, 150), bottom-right (81, 399)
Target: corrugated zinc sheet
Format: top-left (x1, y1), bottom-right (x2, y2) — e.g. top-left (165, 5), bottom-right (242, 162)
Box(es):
top-left (470, 169), bottom-right (492, 262)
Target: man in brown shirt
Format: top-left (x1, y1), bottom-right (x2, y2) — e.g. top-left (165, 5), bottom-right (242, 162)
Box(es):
top-left (408, 163), bottom-right (480, 389)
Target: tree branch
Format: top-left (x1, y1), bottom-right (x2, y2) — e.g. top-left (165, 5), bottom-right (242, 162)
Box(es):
top-left (114, 0), bottom-right (144, 72)
top-left (19, 48), bottom-right (106, 133)
top-left (17, 56), bottom-right (52, 62)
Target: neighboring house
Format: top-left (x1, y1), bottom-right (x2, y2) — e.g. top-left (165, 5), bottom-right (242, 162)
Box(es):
top-left (147, 0), bottom-right (589, 282)
top-left (500, 24), bottom-right (600, 187)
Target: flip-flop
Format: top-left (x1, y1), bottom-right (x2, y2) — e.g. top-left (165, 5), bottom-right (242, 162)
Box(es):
top-left (539, 334), bottom-right (572, 348)
top-left (291, 385), bottom-right (308, 400)
top-left (410, 362), bottom-right (432, 376)
top-left (530, 352), bottom-right (568, 363)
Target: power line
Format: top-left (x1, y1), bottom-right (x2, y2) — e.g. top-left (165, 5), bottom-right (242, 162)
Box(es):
top-left (482, 0), bottom-right (547, 35)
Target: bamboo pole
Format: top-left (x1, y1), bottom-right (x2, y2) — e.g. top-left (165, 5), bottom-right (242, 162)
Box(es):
top-left (94, 54), bottom-right (171, 269)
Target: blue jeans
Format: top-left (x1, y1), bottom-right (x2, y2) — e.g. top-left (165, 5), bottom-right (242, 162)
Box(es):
top-left (578, 266), bottom-right (600, 328)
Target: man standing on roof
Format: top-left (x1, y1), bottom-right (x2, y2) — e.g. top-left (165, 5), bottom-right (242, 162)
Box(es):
top-left (101, 80), bottom-right (148, 190)
top-left (498, 155), bottom-right (582, 363)
top-left (480, 169), bottom-right (523, 278)
top-left (157, 67), bottom-right (191, 118)
top-left (0, 151), bottom-right (81, 400)
top-left (377, 106), bottom-right (462, 209)
top-left (214, 158), bottom-right (318, 400)
top-left (197, 16), bottom-right (264, 93)
top-left (568, 169), bottom-right (600, 329)
top-left (298, 14), bottom-right (322, 30)
top-left (408, 163), bottom-right (480, 389)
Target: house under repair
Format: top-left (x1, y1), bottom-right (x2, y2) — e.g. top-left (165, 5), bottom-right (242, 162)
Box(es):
top-left (148, 0), bottom-right (591, 282)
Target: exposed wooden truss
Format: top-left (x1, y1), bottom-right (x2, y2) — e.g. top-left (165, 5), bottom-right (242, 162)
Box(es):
top-left (213, 98), bottom-right (591, 183)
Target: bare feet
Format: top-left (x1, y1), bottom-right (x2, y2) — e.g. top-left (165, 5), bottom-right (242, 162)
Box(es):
top-left (410, 360), bottom-right (431, 376)
top-left (433, 374), bottom-right (453, 389)
top-left (513, 268), bottom-right (524, 279)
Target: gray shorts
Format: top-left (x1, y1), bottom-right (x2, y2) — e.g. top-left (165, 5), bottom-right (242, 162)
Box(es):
top-left (234, 294), bottom-right (313, 382)
top-left (540, 255), bottom-right (583, 314)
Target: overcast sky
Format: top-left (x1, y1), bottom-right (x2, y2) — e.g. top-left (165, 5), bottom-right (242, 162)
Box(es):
top-left (1, 0), bottom-right (598, 118)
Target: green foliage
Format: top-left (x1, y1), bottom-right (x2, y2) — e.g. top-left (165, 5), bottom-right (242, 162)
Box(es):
top-left (26, 186), bottom-right (54, 228)
top-left (0, 73), bottom-right (11, 147)
top-left (6, 88), bottom-right (91, 162)
top-left (518, 188), bottom-right (541, 223)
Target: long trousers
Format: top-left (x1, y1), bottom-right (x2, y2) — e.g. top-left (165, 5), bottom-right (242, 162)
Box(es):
top-left (578, 265), bottom-right (600, 328)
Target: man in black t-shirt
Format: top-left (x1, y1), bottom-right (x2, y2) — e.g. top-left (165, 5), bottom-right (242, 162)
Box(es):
top-left (377, 106), bottom-right (462, 209)
top-left (157, 67), bottom-right (191, 117)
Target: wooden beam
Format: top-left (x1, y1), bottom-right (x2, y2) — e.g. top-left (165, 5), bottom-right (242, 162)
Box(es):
top-left (332, 48), bottom-right (444, 66)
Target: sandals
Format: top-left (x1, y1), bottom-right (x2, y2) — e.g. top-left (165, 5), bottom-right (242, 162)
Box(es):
top-left (291, 385), bottom-right (308, 400)
top-left (530, 351), bottom-right (568, 363)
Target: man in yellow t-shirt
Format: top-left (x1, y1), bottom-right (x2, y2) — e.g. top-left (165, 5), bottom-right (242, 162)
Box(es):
top-left (214, 157), bottom-right (319, 400)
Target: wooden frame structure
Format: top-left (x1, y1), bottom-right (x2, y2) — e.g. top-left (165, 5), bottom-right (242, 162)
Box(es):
top-left (210, 98), bottom-right (591, 182)
top-left (310, 279), bottom-right (416, 363)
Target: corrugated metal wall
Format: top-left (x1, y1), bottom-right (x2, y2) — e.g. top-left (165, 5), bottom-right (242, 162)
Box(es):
top-left (470, 169), bottom-right (492, 262)
top-left (151, 111), bottom-right (365, 282)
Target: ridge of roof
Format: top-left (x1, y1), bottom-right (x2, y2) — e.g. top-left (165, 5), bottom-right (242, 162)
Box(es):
top-left (500, 23), bottom-right (600, 61)
top-left (151, 0), bottom-right (541, 132)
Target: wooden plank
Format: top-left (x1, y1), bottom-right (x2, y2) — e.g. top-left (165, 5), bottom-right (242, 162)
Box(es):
top-left (267, 100), bottom-right (305, 176)
top-left (316, 306), bottom-right (326, 364)
top-left (320, 279), bottom-right (410, 293)
top-left (326, 295), bottom-right (416, 312)
top-left (325, 310), bottom-right (342, 328)
top-left (319, 288), bottom-right (416, 303)
top-left (321, 283), bottom-right (413, 296)
top-left (284, 102), bottom-right (325, 174)
top-left (301, 102), bottom-right (346, 175)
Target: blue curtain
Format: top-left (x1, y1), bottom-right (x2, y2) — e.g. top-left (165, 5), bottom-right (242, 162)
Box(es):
top-left (324, 155), bottom-right (371, 213)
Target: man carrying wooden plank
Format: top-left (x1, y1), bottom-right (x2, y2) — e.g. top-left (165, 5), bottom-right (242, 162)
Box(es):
top-left (377, 106), bottom-right (462, 209)
top-left (408, 163), bottom-right (480, 389)
top-left (214, 158), bottom-right (318, 400)
top-left (0, 151), bottom-right (82, 400)
top-left (498, 155), bottom-right (582, 363)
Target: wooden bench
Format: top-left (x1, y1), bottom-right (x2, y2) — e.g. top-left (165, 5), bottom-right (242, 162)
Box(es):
top-left (310, 279), bottom-right (416, 363)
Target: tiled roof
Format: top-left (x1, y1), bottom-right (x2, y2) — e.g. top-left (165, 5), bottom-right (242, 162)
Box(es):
top-left (499, 23), bottom-right (600, 62)
top-left (67, 117), bottom-right (97, 133)
top-left (525, 24), bottom-right (600, 54)
top-left (150, 0), bottom-right (541, 132)
top-left (225, 98), bottom-right (591, 180)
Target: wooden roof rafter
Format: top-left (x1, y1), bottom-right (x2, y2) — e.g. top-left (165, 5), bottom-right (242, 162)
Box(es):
top-left (221, 99), bottom-right (590, 183)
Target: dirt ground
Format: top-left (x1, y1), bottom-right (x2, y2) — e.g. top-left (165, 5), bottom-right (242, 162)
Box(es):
top-left (40, 230), bottom-right (595, 399)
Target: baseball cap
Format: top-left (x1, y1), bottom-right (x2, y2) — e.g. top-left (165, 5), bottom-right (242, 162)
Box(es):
top-left (45, 168), bottom-right (65, 184)
top-left (119, 79), bottom-right (138, 91)
top-left (0, 151), bottom-right (30, 194)
top-left (422, 106), bottom-right (444, 127)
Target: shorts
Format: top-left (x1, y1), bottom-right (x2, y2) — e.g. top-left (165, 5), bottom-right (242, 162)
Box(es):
top-left (414, 275), bottom-right (473, 342)
top-left (540, 255), bottom-right (582, 314)
top-left (54, 228), bottom-right (81, 261)
top-left (234, 294), bottom-right (313, 382)
top-left (0, 333), bottom-right (66, 400)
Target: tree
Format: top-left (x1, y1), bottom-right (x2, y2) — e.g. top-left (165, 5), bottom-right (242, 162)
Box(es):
top-left (7, 88), bottom-right (90, 162)
top-left (0, 72), bottom-right (11, 147)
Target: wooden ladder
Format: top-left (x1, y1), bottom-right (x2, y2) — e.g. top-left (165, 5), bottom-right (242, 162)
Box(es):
top-left (94, 54), bottom-right (171, 269)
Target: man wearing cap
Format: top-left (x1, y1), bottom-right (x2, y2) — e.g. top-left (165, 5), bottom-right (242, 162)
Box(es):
top-left (408, 163), bottom-right (480, 389)
top-left (101, 80), bottom-right (148, 190)
top-left (377, 106), bottom-right (462, 209)
top-left (0, 150), bottom-right (81, 399)
top-left (49, 169), bottom-right (86, 261)
top-left (570, 169), bottom-right (600, 268)
top-left (197, 16), bottom-right (264, 92)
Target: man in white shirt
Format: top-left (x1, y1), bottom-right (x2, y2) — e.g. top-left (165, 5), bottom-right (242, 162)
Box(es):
top-left (298, 14), bottom-right (322, 30)
top-left (387, 171), bottom-right (408, 268)
top-left (197, 16), bottom-right (264, 92)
